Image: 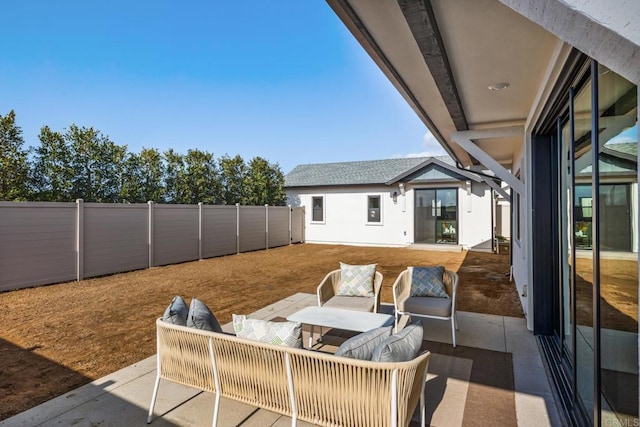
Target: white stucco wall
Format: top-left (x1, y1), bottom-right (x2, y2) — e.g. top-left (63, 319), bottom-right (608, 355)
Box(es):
top-left (286, 182), bottom-right (494, 248)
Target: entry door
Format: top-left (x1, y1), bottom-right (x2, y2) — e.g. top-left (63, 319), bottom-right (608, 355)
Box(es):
top-left (414, 189), bottom-right (458, 244)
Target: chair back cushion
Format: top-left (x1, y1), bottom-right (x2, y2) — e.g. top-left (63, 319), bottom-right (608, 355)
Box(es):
top-left (233, 315), bottom-right (303, 348)
top-left (162, 295), bottom-right (189, 326)
top-left (336, 262), bottom-right (376, 297)
top-left (409, 266), bottom-right (449, 298)
top-left (371, 323), bottom-right (424, 362)
top-left (186, 298), bottom-right (223, 332)
top-left (335, 326), bottom-right (392, 360)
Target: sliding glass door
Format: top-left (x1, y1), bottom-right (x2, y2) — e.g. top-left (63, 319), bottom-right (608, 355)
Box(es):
top-left (552, 61), bottom-right (638, 425)
top-left (414, 188), bottom-right (458, 244)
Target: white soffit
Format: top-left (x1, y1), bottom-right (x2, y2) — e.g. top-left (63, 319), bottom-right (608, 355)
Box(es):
top-left (330, 0), bottom-right (561, 169)
top-left (431, 0), bottom-right (559, 128)
top-left (344, 0), bottom-right (471, 164)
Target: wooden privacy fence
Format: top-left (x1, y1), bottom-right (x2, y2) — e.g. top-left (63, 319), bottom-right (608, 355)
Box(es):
top-left (0, 201), bottom-right (305, 292)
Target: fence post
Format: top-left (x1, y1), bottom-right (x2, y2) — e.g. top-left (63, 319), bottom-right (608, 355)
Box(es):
top-left (265, 204), bottom-right (269, 249)
top-left (302, 206), bottom-right (306, 243)
top-left (198, 202), bottom-right (203, 260)
top-left (288, 205), bottom-right (292, 245)
top-left (148, 201), bottom-right (154, 268)
top-left (236, 203), bottom-right (240, 254)
top-left (76, 199), bottom-right (84, 281)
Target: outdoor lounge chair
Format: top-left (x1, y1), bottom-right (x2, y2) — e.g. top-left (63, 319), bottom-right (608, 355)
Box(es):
top-left (393, 268), bottom-right (459, 347)
top-left (317, 267), bottom-right (383, 313)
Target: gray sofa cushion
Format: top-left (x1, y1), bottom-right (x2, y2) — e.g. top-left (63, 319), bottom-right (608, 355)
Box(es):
top-left (186, 298), bottom-right (223, 332)
top-left (162, 295), bottom-right (189, 326)
top-left (323, 295), bottom-right (375, 312)
top-left (402, 296), bottom-right (452, 318)
top-left (371, 323), bottom-right (424, 363)
top-left (335, 326), bottom-right (393, 360)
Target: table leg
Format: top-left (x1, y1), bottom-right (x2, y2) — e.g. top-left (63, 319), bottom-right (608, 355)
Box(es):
top-left (309, 324), bottom-right (314, 348)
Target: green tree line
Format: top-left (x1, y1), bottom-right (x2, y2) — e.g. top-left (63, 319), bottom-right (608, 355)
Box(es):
top-left (0, 110), bottom-right (286, 205)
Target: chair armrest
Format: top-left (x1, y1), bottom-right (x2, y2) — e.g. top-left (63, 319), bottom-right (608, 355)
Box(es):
top-left (317, 270), bottom-right (341, 306)
top-left (372, 271), bottom-right (383, 312)
top-left (392, 270), bottom-right (411, 312)
top-left (444, 270), bottom-right (459, 311)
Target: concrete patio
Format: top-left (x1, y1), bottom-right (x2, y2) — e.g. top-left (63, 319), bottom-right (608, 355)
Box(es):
top-left (1, 293), bottom-right (563, 426)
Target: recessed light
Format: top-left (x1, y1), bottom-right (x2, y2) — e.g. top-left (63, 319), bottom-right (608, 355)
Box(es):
top-left (488, 82), bottom-right (510, 91)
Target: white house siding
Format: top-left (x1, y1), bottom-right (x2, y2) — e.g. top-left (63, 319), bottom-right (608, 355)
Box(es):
top-left (287, 185), bottom-right (409, 246)
top-left (286, 181), bottom-right (494, 249)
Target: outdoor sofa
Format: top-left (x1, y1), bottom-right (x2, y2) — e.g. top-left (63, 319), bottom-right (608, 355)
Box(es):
top-left (148, 318), bottom-right (431, 427)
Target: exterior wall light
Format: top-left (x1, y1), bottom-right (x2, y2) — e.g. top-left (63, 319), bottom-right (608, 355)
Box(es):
top-left (392, 191), bottom-right (398, 203)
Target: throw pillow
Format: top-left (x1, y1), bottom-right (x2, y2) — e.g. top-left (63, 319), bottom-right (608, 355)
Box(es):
top-left (186, 298), bottom-right (223, 332)
top-left (335, 326), bottom-right (393, 360)
top-left (336, 262), bottom-right (376, 297)
top-left (233, 315), bottom-right (302, 348)
top-left (162, 295), bottom-right (189, 326)
top-left (409, 266), bottom-right (449, 298)
top-left (371, 323), bottom-right (424, 363)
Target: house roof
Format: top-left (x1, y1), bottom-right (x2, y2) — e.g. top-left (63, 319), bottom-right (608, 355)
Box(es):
top-left (285, 156), bottom-right (459, 187)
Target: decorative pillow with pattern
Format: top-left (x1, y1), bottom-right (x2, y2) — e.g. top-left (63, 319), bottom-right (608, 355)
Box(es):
top-left (336, 262), bottom-right (376, 297)
top-left (409, 266), bottom-right (449, 298)
top-left (232, 314), bottom-right (302, 348)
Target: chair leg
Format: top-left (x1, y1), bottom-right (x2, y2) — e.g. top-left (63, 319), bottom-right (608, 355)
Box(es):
top-left (420, 388), bottom-right (426, 427)
top-left (212, 392), bottom-right (221, 427)
top-left (451, 317), bottom-right (457, 348)
top-left (147, 374), bottom-right (161, 423)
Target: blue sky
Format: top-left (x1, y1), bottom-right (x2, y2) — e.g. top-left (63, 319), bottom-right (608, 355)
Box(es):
top-left (0, 1), bottom-right (443, 173)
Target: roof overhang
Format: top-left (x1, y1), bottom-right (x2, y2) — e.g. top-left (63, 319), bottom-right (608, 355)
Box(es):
top-left (326, 0), bottom-right (640, 174)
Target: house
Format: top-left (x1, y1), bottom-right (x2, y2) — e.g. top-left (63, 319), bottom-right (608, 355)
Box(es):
top-left (325, 0), bottom-right (639, 425)
top-left (285, 156), bottom-right (508, 249)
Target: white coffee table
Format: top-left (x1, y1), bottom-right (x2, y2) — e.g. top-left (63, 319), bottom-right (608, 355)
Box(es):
top-left (287, 306), bottom-right (394, 348)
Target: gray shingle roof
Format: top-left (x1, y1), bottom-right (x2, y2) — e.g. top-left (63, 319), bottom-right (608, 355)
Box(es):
top-left (285, 156), bottom-right (454, 187)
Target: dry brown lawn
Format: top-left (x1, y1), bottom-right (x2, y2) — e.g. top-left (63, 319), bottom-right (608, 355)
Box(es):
top-left (0, 243), bottom-right (520, 420)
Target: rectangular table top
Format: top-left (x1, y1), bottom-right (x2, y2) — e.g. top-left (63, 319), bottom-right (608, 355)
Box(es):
top-left (286, 306), bottom-right (394, 333)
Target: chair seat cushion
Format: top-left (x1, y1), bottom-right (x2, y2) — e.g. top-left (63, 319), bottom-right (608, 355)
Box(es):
top-left (402, 296), bottom-right (452, 318)
top-left (323, 295), bottom-right (375, 312)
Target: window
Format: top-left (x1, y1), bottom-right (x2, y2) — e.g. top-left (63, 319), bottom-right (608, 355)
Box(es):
top-left (311, 196), bottom-right (324, 222)
top-left (367, 195), bottom-right (381, 223)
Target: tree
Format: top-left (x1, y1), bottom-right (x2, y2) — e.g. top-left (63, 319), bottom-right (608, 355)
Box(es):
top-left (65, 124), bottom-right (126, 202)
top-left (31, 126), bottom-right (73, 201)
top-left (119, 152), bottom-right (144, 203)
top-left (183, 149), bottom-right (221, 204)
top-left (164, 149), bottom-right (188, 203)
top-left (242, 156), bottom-right (286, 206)
top-left (0, 110), bottom-right (30, 200)
top-left (139, 148), bottom-right (165, 202)
top-left (219, 154), bottom-right (246, 205)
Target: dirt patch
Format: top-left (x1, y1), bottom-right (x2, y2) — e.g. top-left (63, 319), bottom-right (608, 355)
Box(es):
top-left (0, 244), bottom-right (518, 420)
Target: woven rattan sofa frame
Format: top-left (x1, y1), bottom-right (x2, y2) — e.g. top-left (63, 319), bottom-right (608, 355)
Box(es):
top-left (148, 318), bottom-right (431, 427)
